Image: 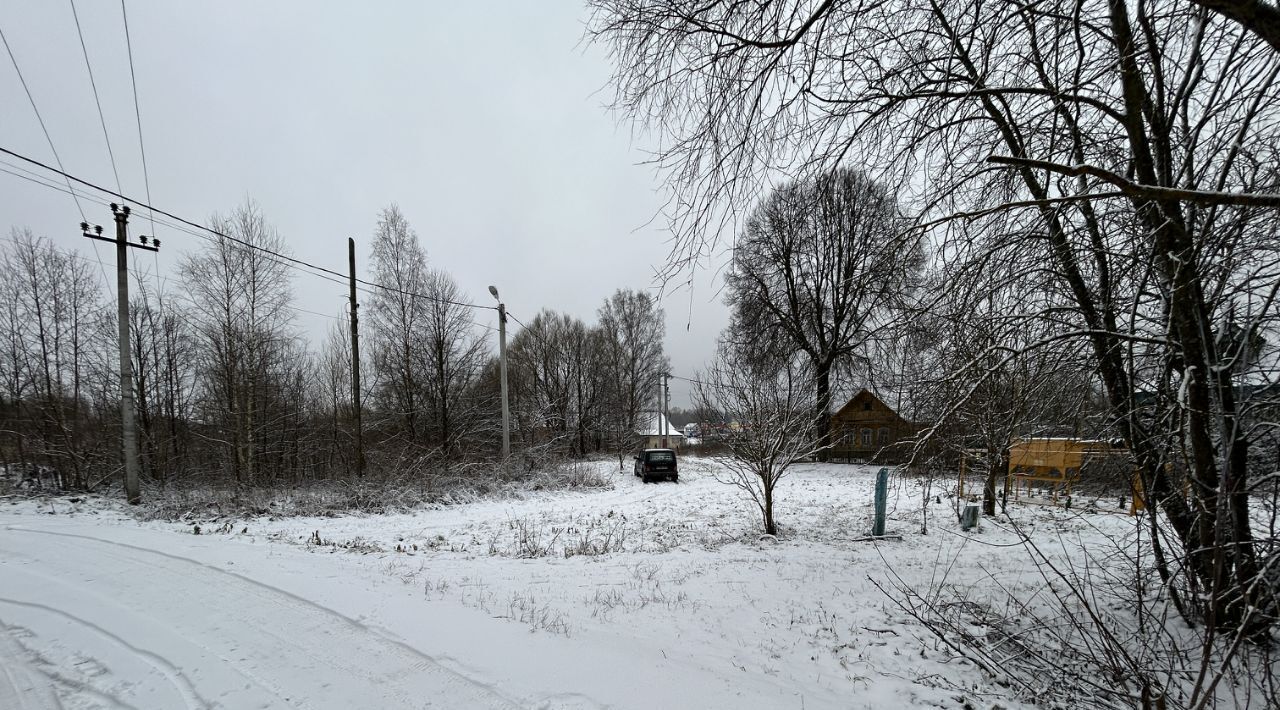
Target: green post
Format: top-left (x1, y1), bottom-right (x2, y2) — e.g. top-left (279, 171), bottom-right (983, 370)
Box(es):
top-left (872, 467), bottom-right (888, 537)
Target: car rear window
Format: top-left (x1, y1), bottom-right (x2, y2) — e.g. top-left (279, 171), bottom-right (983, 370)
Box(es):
top-left (646, 451), bottom-right (675, 462)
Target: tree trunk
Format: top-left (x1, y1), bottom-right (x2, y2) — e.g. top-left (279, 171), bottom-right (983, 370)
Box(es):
top-left (814, 360), bottom-right (833, 462)
top-left (762, 481), bottom-right (778, 536)
top-left (982, 449), bottom-right (1004, 517)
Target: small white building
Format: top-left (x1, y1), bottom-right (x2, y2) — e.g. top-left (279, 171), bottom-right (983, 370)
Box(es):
top-left (636, 412), bottom-right (684, 449)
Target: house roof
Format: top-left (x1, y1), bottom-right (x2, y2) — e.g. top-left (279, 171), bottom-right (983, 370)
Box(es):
top-left (636, 411), bottom-right (684, 438)
top-left (831, 388), bottom-right (902, 420)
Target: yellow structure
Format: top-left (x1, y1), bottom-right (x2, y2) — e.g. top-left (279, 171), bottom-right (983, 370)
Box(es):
top-left (956, 449), bottom-right (992, 502)
top-left (1005, 438), bottom-right (1118, 503)
top-left (1129, 463), bottom-right (1182, 516)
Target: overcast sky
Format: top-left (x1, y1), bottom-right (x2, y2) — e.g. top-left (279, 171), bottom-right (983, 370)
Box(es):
top-left (0, 1), bottom-right (728, 406)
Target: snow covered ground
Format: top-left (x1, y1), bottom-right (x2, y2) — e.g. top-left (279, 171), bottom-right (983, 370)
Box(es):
top-left (0, 460), bottom-right (1142, 709)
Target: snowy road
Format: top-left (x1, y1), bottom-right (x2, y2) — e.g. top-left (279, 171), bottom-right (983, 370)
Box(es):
top-left (0, 523), bottom-right (523, 709)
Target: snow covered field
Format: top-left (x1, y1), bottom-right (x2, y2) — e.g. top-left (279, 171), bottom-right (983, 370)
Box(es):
top-left (0, 460), bottom-right (1142, 709)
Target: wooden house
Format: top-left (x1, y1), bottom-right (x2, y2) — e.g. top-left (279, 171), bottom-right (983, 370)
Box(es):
top-left (828, 389), bottom-right (917, 462)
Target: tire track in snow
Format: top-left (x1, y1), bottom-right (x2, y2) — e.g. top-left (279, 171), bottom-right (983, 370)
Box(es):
top-left (0, 623), bottom-right (64, 710)
top-left (0, 557), bottom-right (283, 709)
top-left (0, 621), bottom-right (138, 710)
top-left (0, 598), bottom-right (211, 710)
top-left (2, 541), bottom-right (353, 709)
top-left (3, 525), bottom-right (526, 709)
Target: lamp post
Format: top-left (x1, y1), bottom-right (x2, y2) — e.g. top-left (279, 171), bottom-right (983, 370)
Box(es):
top-left (488, 285), bottom-right (510, 459)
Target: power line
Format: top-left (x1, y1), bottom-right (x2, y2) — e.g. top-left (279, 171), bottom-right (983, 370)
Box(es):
top-left (0, 171), bottom-right (500, 339)
top-left (69, 0), bottom-right (123, 194)
top-left (0, 160), bottom-right (112, 208)
top-left (0, 233), bottom-right (126, 287)
top-left (0, 22), bottom-right (87, 223)
top-left (506, 311), bottom-right (529, 329)
top-left (0, 161), bottom-right (120, 292)
top-left (350, 275), bottom-right (493, 311)
top-left (119, 0), bottom-right (154, 235)
top-left (294, 305), bottom-right (341, 321)
top-left (3, 159), bottom-right (516, 344)
top-left (0, 20), bottom-right (114, 292)
top-left (0, 145), bottom-right (499, 313)
top-left (142, 210), bottom-right (354, 289)
top-left (667, 373), bottom-right (709, 387)
top-left (0, 221), bottom-right (500, 343)
top-left (0, 162), bottom-right (365, 298)
top-left (0, 158), bottom-right (359, 300)
top-left (3, 164), bottom-right (504, 347)
top-left (116, 0), bottom-right (162, 303)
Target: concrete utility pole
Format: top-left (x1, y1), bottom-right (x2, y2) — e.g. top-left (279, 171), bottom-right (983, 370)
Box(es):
top-left (665, 372), bottom-right (673, 447)
top-left (83, 205), bottom-right (157, 504)
top-left (659, 372), bottom-right (669, 448)
top-left (488, 286), bottom-right (510, 458)
top-left (348, 238), bottom-right (365, 477)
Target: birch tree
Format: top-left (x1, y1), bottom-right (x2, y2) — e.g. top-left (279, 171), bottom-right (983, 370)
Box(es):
top-left (0, 229), bottom-right (109, 489)
top-left (598, 288), bottom-right (667, 457)
top-left (508, 310), bottom-right (609, 455)
top-left (130, 279), bottom-right (196, 485)
top-left (420, 268), bottom-right (488, 453)
top-left (181, 201), bottom-right (298, 483)
top-left (367, 205), bottom-right (430, 444)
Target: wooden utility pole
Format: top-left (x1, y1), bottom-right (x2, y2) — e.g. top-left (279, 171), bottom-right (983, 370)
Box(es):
top-left (348, 238), bottom-right (365, 477)
top-left (83, 205), bottom-right (157, 504)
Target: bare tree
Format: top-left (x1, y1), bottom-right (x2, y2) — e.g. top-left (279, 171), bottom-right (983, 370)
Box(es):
top-left (0, 229), bottom-right (111, 489)
top-left (181, 200), bottom-right (299, 484)
top-left (507, 310), bottom-right (612, 455)
top-left (316, 317), bottom-right (356, 477)
top-left (920, 288), bottom-right (1096, 516)
top-left (598, 288), bottom-right (668, 460)
top-left (367, 204), bottom-right (430, 444)
top-left (420, 267), bottom-right (488, 453)
top-left (725, 168), bottom-right (922, 455)
top-left (130, 278), bottom-right (196, 486)
top-left (1187, 1), bottom-right (1280, 54)
top-left (694, 346), bottom-right (827, 536)
top-left (590, 0), bottom-right (1280, 636)
top-left (0, 248), bottom-right (26, 464)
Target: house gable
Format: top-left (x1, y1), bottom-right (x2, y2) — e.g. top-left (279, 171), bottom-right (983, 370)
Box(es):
top-left (831, 389), bottom-right (905, 425)
top-left (828, 389), bottom-right (915, 459)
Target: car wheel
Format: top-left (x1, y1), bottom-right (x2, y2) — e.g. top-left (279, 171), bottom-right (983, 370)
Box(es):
top-left (642, 474), bottom-right (652, 484)
top-left (672, 475), bottom-right (679, 483)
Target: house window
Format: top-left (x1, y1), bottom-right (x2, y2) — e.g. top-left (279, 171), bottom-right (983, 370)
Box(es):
top-left (862, 401), bottom-right (872, 411)
top-left (861, 428), bottom-right (873, 447)
top-left (879, 427), bottom-right (891, 445)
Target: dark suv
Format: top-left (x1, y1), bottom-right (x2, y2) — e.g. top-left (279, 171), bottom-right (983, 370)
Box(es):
top-left (634, 448), bottom-right (679, 483)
